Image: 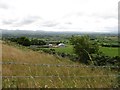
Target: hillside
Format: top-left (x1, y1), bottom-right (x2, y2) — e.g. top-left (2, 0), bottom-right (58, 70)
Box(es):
top-left (2, 42), bottom-right (118, 88)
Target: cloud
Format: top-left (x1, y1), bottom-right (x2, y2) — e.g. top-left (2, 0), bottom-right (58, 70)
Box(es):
top-left (65, 22), bottom-right (72, 25)
top-left (1, 16), bottom-right (41, 27)
top-left (104, 26), bottom-right (118, 32)
top-left (90, 13), bottom-right (117, 20)
top-left (0, 3), bottom-right (9, 9)
top-left (0, 0), bottom-right (118, 33)
top-left (12, 16), bottom-right (41, 27)
top-left (2, 19), bottom-right (17, 25)
top-left (41, 21), bottom-right (59, 27)
top-left (2, 20), bottom-right (13, 25)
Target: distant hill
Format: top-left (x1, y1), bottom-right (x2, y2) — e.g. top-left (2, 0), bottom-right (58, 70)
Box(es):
top-left (0, 29), bottom-right (118, 38)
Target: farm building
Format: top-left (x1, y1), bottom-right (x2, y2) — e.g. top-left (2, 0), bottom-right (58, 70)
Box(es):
top-left (48, 44), bottom-right (53, 47)
top-left (58, 43), bottom-right (65, 47)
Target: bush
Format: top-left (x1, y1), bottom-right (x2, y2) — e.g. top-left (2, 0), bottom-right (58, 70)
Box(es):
top-left (31, 39), bottom-right (46, 45)
top-left (92, 54), bottom-right (120, 67)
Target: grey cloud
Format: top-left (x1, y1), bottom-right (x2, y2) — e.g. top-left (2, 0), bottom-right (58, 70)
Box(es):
top-left (2, 20), bottom-right (13, 25)
top-left (21, 16), bottom-right (41, 25)
top-left (2, 17), bottom-right (36, 26)
top-left (21, 19), bottom-right (35, 25)
top-left (13, 16), bottom-right (41, 27)
top-left (2, 16), bottom-right (42, 27)
top-left (65, 22), bottom-right (72, 25)
top-left (91, 13), bottom-right (117, 20)
top-left (42, 21), bottom-right (59, 27)
top-left (100, 15), bottom-right (117, 20)
top-left (2, 19), bottom-right (17, 25)
top-left (0, 3), bottom-right (9, 9)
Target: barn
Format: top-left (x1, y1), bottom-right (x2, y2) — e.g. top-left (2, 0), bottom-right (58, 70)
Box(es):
top-left (58, 43), bottom-right (65, 47)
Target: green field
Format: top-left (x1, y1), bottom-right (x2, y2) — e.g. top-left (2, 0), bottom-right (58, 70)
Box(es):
top-left (41, 45), bottom-right (74, 54)
top-left (42, 45), bottom-right (119, 57)
top-left (53, 45), bottom-right (74, 54)
top-left (99, 47), bottom-right (119, 57)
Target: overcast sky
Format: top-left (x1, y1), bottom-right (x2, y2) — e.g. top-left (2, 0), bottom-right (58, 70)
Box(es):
top-left (0, 0), bottom-right (119, 33)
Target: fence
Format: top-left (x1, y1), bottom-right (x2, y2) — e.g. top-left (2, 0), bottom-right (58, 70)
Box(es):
top-left (1, 61), bottom-right (120, 68)
top-left (2, 75), bottom-right (120, 78)
top-left (2, 61), bottom-right (120, 78)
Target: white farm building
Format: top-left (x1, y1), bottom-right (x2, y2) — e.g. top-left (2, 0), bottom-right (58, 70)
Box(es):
top-left (58, 43), bottom-right (65, 47)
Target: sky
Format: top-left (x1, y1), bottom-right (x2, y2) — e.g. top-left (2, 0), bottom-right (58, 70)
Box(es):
top-left (0, 0), bottom-right (119, 33)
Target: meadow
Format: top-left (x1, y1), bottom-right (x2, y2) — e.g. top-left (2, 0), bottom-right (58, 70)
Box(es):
top-left (41, 45), bottom-right (120, 57)
top-left (100, 47), bottom-right (119, 57)
top-left (42, 45), bottom-right (74, 54)
top-left (2, 42), bottom-right (119, 88)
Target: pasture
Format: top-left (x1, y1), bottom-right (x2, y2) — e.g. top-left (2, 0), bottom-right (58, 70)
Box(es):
top-left (41, 45), bottom-right (119, 57)
top-left (100, 47), bottom-right (119, 57)
top-left (2, 42), bottom-right (119, 88)
top-left (42, 45), bottom-right (74, 54)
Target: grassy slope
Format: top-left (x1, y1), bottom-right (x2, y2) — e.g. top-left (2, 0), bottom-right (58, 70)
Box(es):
top-left (2, 42), bottom-right (118, 88)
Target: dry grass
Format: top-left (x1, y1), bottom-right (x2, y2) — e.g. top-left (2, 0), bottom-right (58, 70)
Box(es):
top-left (2, 42), bottom-right (75, 65)
top-left (2, 42), bottom-right (118, 88)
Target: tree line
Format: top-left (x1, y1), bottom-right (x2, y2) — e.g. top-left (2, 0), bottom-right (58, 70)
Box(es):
top-left (7, 37), bottom-right (46, 46)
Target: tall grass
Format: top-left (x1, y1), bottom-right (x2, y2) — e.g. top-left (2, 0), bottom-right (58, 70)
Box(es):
top-left (2, 42), bottom-right (119, 88)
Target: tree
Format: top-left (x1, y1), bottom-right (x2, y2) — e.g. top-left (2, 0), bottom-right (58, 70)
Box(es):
top-left (17, 37), bottom-right (30, 46)
top-left (31, 39), bottom-right (46, 45)
top-left (70, 35), bottom-right (99, 64)
top-left (31, 39), bottom-right (39, 45)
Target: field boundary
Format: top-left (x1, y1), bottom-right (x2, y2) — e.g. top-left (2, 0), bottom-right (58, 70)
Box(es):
top-left (2, 75), bottom-right (120, 78)
top-left (2, 61), bottom-right (120, 79)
